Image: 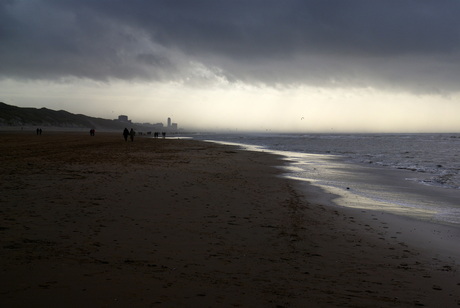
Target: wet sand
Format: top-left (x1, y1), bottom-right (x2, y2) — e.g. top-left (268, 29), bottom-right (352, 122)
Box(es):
top-left (1, 131), bottom-right (459, 307)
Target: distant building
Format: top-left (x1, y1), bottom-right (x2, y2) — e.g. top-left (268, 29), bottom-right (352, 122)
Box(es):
top-left (118, 115), bottom-right (130, 123)
top-left (171, 123), bottom-right (178, 130)
top-left (167, 117), bottom-right (171, 128)
top-left (151, 123), bottom-right (164, 130)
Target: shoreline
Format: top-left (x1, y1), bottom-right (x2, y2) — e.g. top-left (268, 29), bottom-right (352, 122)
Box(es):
top-left (278, 154), bottom-right (460, 262)
top-left (203, 139), bottom-right (460, 256)
top-left (1, 132), bottom-right (459, 307)
top-left (241, 142), bottom-right (460, 272)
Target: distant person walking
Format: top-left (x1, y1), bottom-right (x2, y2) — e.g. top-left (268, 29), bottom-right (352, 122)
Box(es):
top-left (89, 129), bottom-right (95, 136)
top-left (130, 128), bottom-right (135, 142)
top-left (123, 128), bottom-right (129, 141)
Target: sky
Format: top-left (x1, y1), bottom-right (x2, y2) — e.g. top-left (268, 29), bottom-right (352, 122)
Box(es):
top-left (2, 0), bottom-right (460, 132)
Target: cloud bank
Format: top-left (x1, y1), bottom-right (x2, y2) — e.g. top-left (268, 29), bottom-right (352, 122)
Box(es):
top-left (2, 0), bottom-right (460, 93)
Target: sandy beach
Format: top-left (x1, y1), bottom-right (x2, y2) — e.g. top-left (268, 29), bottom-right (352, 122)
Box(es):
top-left (1, 131), bottom-right (459, 307)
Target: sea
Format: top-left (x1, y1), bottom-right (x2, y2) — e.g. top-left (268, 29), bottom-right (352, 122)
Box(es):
top-left (187, 133), bottom-right (460, 227)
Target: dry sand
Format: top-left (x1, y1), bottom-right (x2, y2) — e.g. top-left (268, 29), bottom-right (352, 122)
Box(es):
top-left (1, 131), bottom-right (459, 307)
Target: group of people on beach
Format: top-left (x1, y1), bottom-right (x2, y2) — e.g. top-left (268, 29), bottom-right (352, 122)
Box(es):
top-left (153, 132), bottom-right (166, 138)
top-left (123, 128), bottom-right (135, 142)
top-left (83, 127), bottom-right (165, 141)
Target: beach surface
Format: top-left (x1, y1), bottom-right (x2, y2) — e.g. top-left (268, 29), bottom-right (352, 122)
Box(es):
top-left (1, 131), bottom-right (459, 307)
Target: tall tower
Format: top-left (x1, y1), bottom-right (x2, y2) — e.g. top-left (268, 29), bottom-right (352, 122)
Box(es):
top-left (167, 117), bottom-right (171, 128)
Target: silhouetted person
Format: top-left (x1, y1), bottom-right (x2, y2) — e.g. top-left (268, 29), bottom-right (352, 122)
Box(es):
top-left (162, 132), bottom-right (166, 139)
top-left (130, 128), bottom-right (135, 142)
top-left (123, 128), bottom-right (129, 141)
top-left (36, 128), bottom-right (39, 135)
top-left (89, 129), bottom-right (95, 136)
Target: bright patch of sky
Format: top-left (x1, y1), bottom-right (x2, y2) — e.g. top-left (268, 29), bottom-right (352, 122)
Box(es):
top-left (3, 78), bottom-right (459, 132)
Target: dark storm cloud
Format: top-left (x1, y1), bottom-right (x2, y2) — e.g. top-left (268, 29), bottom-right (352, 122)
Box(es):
top-left (2, 0), bottom-right (460, 92)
